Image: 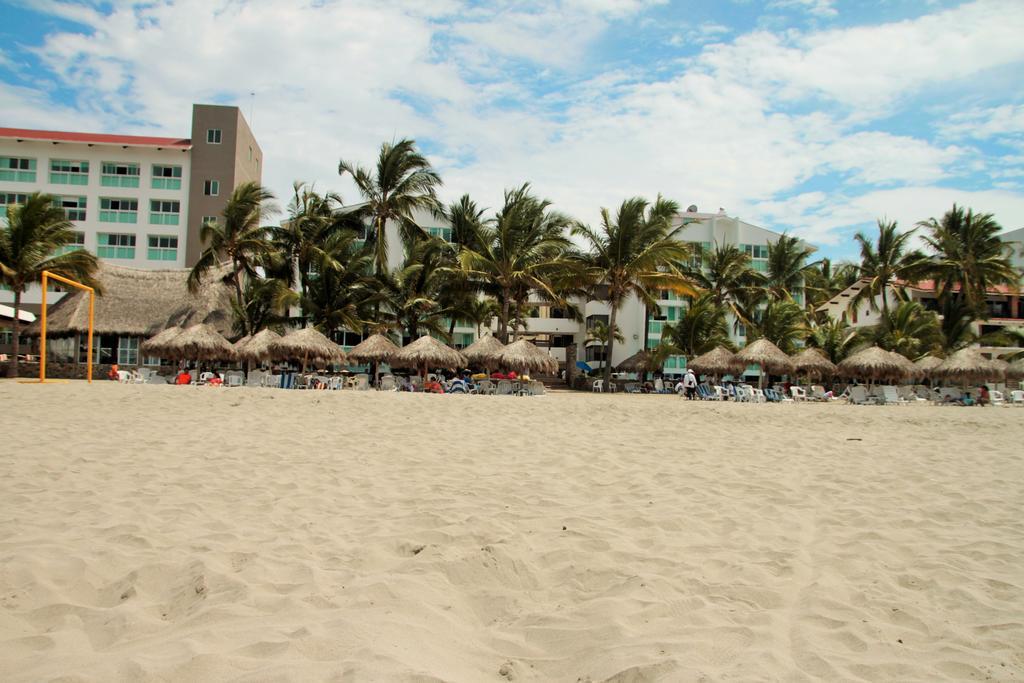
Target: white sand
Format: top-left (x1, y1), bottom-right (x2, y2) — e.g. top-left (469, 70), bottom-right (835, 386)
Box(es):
top-left (1, 381), bottom-right (1022, 682)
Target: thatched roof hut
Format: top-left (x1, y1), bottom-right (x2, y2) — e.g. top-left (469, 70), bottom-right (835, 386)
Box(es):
top-left (838, 346), bottom-right (906, 381)
top-left (347, 333), bottom-right (401, 363)
top-left (140, 326), bottom-right (184, 357)
top-left (461, 334), bottom-right (506, 365)
top-left (498, 339), bottom-right (558, 374)
top-left (933, 347), bottom-right (1003, 384)
top-left (160, 323), bottom-right (236, 361)
top-left (24, 263), bottom-right (235, 338)
top-left (736, 339), bottom-right (795, 374)
top-left (888, 351), bottom-right (922, 380)
top-left (1006, 357), bottom-right (1024, 379)
top-left (615, 350), bottom-right (652, 373)
top-left (688, 346), bottom-right (744, 377)
top-left (269, 328), bottom-right (347, 368)
top-left (233, 328), bottom-right (283, 363)
top-left (393, 336), bottom-right (467, 374)
top-left (790, 347), bottom-right (837, 379)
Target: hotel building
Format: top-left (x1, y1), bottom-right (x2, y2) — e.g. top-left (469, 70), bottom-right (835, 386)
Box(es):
top-left (0, 104), bottom-right (261, 358)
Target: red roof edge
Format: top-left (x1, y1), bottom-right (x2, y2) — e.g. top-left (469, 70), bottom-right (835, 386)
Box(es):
top-left (0, 127), bottom-right (191, 148)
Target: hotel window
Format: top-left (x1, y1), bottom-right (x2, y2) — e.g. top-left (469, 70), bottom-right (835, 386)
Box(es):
top-left (147, 235), bottom-right (178, 261)
top-left (0, 192), bottom-right (28, 217)
top-left (151, 164), bottom-right (182, 190)
top-left (100, 198), bottom-right (138, 223)
top-left (427, 226), bottom-right (453, 242)
top-left (150, 199), bottom-right (180, 225)
top-left (0, 157), bottom-right (36, 182)
top-left (55, 231), bottom-right (86, 256)
top-left (203, 180), bottom-right (219, 196)
top-left (202, 215), bottom-right (218, 226)
top-left (207, 128), bottom-right (222, 144)
top-left (50, 159), bottom-right (89, 185)
top-left (117, 337), bottom-right (139, 366)
top-left (741, 244), bottom-right (769, 273)
top-left (54, 196), bottom-right (87, 221)
top-left (101, 162), bottom-right (140, 188)
top-left (97, 233), bottom-right (136, 259)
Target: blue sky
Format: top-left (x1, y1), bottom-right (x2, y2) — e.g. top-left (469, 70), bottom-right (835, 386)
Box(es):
top-left (1, 0), bottom-right (1023, 260)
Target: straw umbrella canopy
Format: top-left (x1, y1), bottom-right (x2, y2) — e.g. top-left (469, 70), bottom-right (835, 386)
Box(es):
top-left (933, 347), bottom-right (1004, 385)
top-left (1005, 357), bottom-right (1024, 380)
top-left (790, 347), bottom-right (837, 381)
top-left (140, 326), bottom-right (185, 358)
top-left (914, 354), bottom-right (943, 379)
top-left (157, 323), bottom-right (237, 377)
top-left (838, 346), bottom-right (905, 384)
top-left (497, 339), bottom-right (558, 375)
top-left (268, 327), bottom-right (347, 372)
top-left (461, 334), bottom-right (506, 373)
top-left (615, 350), bottom-right (651, 374)
top-left (392, 336), bottom-right (468, 378)
top-left (735, 339), bottom-right (795, 388)
top-left (688, 346), bottom-right (745, 381)
top-left (233, 328), bottom-right (282, 364)
top-left (347, 333), bottom-right (402, 386)
top-left (887, 351), bottom-right (922, 383)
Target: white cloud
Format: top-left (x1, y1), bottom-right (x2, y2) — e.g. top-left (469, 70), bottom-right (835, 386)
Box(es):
top-left (767, 0), bottom-right (837, 18)
top-left (940, 104), bottom-right (1024, 140)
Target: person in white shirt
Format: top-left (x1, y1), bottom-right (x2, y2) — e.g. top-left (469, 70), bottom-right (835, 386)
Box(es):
top-left (682, 368), bottom-right (698, 400)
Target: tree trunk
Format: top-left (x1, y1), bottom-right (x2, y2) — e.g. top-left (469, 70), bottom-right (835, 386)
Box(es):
top-left (231, 258), bottom-right (249, 336)
top-left (604, 304), bottom-right (618, 386)
top-left (7, 289), bottom-right (21, 378)
top-left (499, 296), bottom-right (510, 344)
top-left (640, 303), bottom-right (651, 383)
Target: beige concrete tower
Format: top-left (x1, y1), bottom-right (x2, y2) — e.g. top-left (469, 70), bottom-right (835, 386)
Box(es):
top-left (185, 104), bottom-right (262, 266)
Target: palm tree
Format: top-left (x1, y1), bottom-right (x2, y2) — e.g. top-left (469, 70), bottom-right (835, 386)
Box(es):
top-left (0, 193), bottom-right (100, 377)
top-left (338, 139), bottom-right (443, 275)
top-left (464, 297), bottom-right (499, 338)
top-left (444, 194), bottom-right (487, 252)
top-left (765, 234), bottom-right (818, 302)
top-left (804, 257), bottom-right (858, 314)
top-left (460, 184), bottom-right (573, 343)
top-left (746, 299), bottom-right (807, 354)
top-left (917, 204), bottom-right (1019, 319)
top-left (684, 242), bottom-right (762, 331)
top-left (571, 195), bottom-right (697, 385)
top-left (379, 238), bottom-right (451, 342)
top-left (871, 301), bottom-right (943, 359)
top-left (586, 320), bottom-right (623, 371)
top-left (851, 219), bottom-right (925, 319)
top-left (188, 182), bottom-right (278, 336)
top-left (664, 293), bottom-right (733, 356)
top-left (805, 318), bottom-right (863, 364)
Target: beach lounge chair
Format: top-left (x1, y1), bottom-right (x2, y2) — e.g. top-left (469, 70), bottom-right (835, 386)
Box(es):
top-left (624, 382), bottom-right (641, 393)
top-left (790, 386), bottom-right (807, 401)
top-left (475, 379), bottom-right (495, 395)
top-left (880, 385), bottom-right (908, 405)
top-left (897, 385), bottom-right (927, 403)
top-left (848, 386), bottom-right (878, 405)
top-left (529, 380), bottom-right (545, 395)
top-left (379, 375), bottom-right (397, 391)
top-left (116, 370), bottom-right (132, 383)
top-left (1010, 390), bottom-right (1024, 405)
top-left (354, 373), bottom-right (370, 391)
top-left (496, 380), bottom-right (514, 395)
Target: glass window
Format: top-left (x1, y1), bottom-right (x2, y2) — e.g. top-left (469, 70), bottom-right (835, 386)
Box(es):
top-left (149, 199), bottom-right (180, 225)
top-left (427, 226), bottom-right (453, 242)
top-left (54, 196), bottom-right (87, 221)
top-left (0, 157), bottom-right (36, 182)
top-left (147, 234), bottom-right (179, 261)
top-left (117, 337), bottom-right (139, 365)
top-left (55, 231), bottom-right (86, 255)
top-left (97, 233), bottom-right (136, 259)
top-left (151, 164), bottom-right (182, 190)
top-left (49, 159), bottom-right (89, 185)
top-left (202, 215), bottom-right (218, 226)
top-left (203, 180), bottom-right (219, 196)
top-left (0, 193), bottom-right (28, 217)
top-left (99, 197), bottom-right (139, 223)
top-left (101, 162), bottom-right (140, 187)
top-left (207, 129), bottom-right (222, 144)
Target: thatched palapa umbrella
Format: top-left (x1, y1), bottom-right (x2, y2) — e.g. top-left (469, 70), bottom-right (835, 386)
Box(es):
top-left (269, 327), bottom-right (347, 373)
top-left (233, 328), bottom-right (282, 365)
top-left (688, 346), bottom-right (745, 381)
top-left (498, 339), bottom-right (558, 375)
top-left (461, 334), bottom-right (506, 374)
top-left (735, 339), bottom-right (795, 389)
top-left (933, 347), bottom-right (1003, 386)
top-left (887, 351), bottom-right (922, 382)
top-left (837, 346), bottom-right (905, 385)
top-left (140, 326), bottom-right (185, 358)
top-left (615, 350), bottom-right (651, 374)
top-left (347, 333), bottom-right (402, 386)
top-left (790, 347), bottom-right (837, 381)
top-left (393, 336), bottom-right (468, 378)
top-left (1006, 357), bottom-right (1024, 380)
top-left (914, 355), bottom-right (943, 379)
top-left (156, 323), bottom-right (236, 376)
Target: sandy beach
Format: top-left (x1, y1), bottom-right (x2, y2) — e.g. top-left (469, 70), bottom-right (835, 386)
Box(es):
top-left (1, 381), bottom-right (1022, 682)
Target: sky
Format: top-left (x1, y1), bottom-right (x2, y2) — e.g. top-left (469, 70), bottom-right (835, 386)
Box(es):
top-left (1, 0), bottom-right (1023, 260)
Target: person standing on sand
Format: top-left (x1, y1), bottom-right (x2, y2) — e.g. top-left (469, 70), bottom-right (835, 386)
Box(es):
top-left (682, 368), bottom-right (698, 400)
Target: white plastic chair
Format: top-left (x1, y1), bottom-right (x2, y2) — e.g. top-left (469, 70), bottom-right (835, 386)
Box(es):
top-left (1009, 390), bottom-right (1024, 405)
top-left (379, 375), bottom-right (397, 391)
top-left (116, 370), bottom-right (132, 383)
top-left (592, 379), bottom-right (603, 392)
top-left (790, 386), bottom-right (807, 401)
top-left (990, 390), bottom-right (1005, 406)
top-left (496, 380), bottom-right (513, 395)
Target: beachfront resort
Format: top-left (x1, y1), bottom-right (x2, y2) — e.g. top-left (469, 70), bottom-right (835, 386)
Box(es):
top-left (2, 105), bottom-right (1024, 682)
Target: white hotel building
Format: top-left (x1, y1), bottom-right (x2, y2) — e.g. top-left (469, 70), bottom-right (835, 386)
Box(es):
top-left (0, 104), bottom-right (261, 313)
